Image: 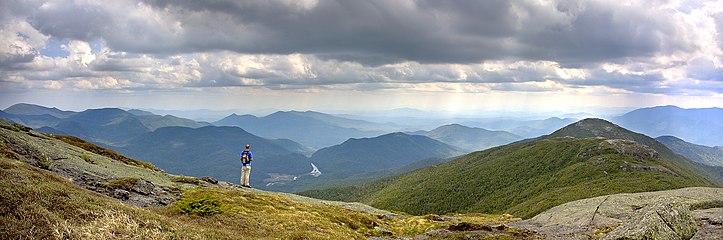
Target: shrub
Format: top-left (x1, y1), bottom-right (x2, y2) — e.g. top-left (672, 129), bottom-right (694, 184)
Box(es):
top-left (81, 153), bottom-right (95, 164)
top-left (37, 154), bottom-right (51, 170)
top-left (175, 195), bottom-right (222, 216)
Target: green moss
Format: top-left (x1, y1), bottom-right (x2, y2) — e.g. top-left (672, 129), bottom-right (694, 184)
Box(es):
top-left (171, 176), bottom-right (201, 185)
top-left (101, 177), bottom-right (140, 191)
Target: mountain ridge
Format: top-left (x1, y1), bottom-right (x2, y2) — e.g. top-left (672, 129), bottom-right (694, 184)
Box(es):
top-left (300, 118), bottom-right (718, 218)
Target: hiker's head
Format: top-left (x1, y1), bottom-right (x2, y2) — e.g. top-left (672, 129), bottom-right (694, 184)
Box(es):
top-left (245, 144), bottom-right (250, 150)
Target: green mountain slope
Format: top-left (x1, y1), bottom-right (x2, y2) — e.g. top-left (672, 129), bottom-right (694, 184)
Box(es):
top-left (419, 124), bottom-right (522, 151)
top-left (300, 119), bottom-right (718, 219)
top-left (657, 135), bottom-right (723, 167)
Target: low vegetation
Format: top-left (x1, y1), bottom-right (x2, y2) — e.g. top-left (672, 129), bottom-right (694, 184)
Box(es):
top-left (1, 154), bottom-right (522, 239)
top-left (51, 135), bottom-right (162, 172)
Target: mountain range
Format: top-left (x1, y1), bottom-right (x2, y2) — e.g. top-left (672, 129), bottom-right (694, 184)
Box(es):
top-left (300, 118), bottom-right (720, 219)
top-left (214, 111), bottom-right (392, 149)
top-left (1, 104), bottom-right (210, 146)
top-left (613, 105), bottom-right (723, 146)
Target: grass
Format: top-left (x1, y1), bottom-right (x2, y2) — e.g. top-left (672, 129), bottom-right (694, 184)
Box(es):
top-left (0, 155), bottom-right (404, 239)
top-left (1, 154), bottom-right (523, 239)
top-left (51, 135), bottom-right (163, 172)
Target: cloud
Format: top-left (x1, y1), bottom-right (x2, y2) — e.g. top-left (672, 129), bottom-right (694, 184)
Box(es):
top-left (0, 0), bottom-right (722, 98)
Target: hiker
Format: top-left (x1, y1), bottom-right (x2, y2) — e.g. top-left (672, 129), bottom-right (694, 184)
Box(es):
top-left (240, 144), bottom-right (253, 188)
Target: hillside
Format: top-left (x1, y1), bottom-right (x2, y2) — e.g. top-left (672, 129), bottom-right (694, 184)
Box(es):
top-left (657, 135), bottom-right (723, 166)
top-left (0, 119), bottom-right (530, 239)
top-left (613, 105), bottom-right (723, 146)
top-left (300, 118), bottom-right (718, 219)
top-left (417, 124), bottom-right (522, 151)
top-left (214, 111), bottom-right (386, 149)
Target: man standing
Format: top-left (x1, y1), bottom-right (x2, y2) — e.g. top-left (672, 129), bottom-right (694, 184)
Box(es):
top-left (240, 144), bottom-right (253, 188)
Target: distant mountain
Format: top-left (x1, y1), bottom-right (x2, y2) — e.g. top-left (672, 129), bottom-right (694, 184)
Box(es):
top-left (135, 114), bottom-right (210, 131)
top-left (4, 103), bottom-right (75, 118)
top-left (656, 136), bottom-right (723, 167)
top-left (613, 105), bottom-right (723, 146)
top-left (311, 132), bottom-right (462, 178)
top-left (0, 113), bottom-right (63, 129)
top-left (214, 111), bottom-right (386, 149)
top-left (300, 118), bottom-right (718, 218)
top-left (118, 126), bottom-right (312, 188)
top-left (127, 109), bottom-right (156, 116)
top-left (506, 117), bottom-right (577, 138)
top-left (415, 124), bottom-right (522, 152)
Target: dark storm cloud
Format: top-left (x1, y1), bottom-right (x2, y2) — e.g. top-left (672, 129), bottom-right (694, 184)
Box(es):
top-left (9, 0), bottom-right (690, 65)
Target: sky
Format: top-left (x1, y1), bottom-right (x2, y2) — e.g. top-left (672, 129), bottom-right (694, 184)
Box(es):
top-left (1, 0), bottom-right (722, 114)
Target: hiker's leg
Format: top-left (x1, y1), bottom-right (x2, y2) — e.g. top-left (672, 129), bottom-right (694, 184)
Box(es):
top-left (239, 167), bottom-right (246, 185)
top-left (242, 166), bottom-right (251, 186)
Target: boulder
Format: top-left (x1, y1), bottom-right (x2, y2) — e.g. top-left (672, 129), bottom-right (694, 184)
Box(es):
top-left (602, 201), bottom-right (696, 240)
top-left (373, 226), bottom-right (393, 236)
top-left (130, 179), bottom-right (154, 195)
top-left (201, 176), bottom-right (218, 184)
top-left (113, 189), bottom-right (130, 200)
top-left (509, 187), bottom-right (723, 239)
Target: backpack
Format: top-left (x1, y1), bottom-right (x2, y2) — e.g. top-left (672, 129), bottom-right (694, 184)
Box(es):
top-left (241, 151), bottom-right (251, 164)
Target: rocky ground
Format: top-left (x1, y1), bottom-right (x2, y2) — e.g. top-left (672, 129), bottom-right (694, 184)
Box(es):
top-left (510, 187), bottom-right (723, 239)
